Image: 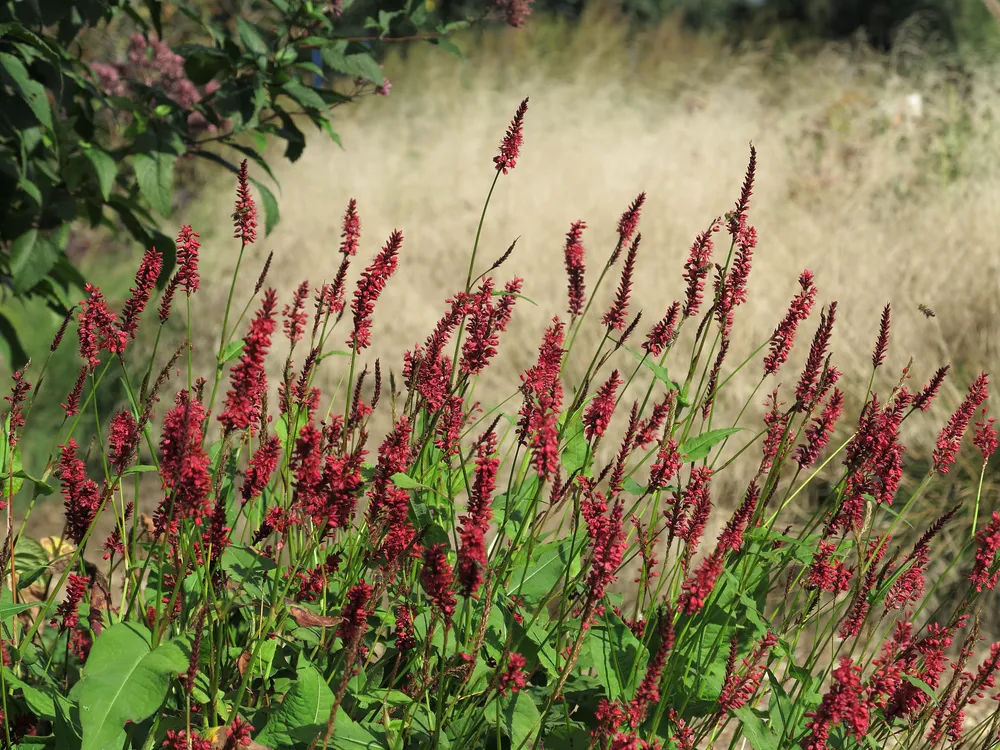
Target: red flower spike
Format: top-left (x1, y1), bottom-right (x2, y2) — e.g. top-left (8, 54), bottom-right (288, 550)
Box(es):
top-left (242, 437), bottom-right (282, 504)
top-left (795, 389), bottom-right (845, 469)
top-left (421, 544), bottom-right (457, 625)
top-left (643, 302), bottom-right (680, 357)
top-left (764, 270), bottom-right (817, 376)
top-left (970, 511), bottom-right (1000, 593)
top-left (220, 289), bottom-right (278, 434)
top-left (52, 573), bottom-right (88, 631)
top-left (457, 429), bottom-right (498, 597)
top-left (494, 97), bottom-right (528, 174)
top-left (4, 365), bottom-right (31, 449)
top-left (498, 653), bottom-right (528, 696)
top-left (233, 159), bottom-right (258, 245)
top-left (340, 198), bottom-right (361, 257)
top-left (933, 372), bottom-right (989, 474)
top-left (120, 247), bottom-right (162, 342)
top-left (337, 581), bottom-right (374, 642)
top-left (914, 365), bottom-right (949, 411)
top-left (58, 439), bottom-right (102, 544)
top-left (616, 192), bottom-right (646, 258)
top-left (62, 367), bottom-right (87, 417)
top-left (175, 225), bottom-right (201, 294)
top-left (682, 222), bottom-right (718, 318)
top-left (283, 281), bottom-right (310, 344)
top-left (795, 302), bottom-right (838, 408)
top-left (78, 284), bottom-right (126, 370)
top-left (602, 234), bottom-right (639, 331)
top-left (801, 659), bottom-right (869, 750)
top-left (584, 370), bottom-right (622, 441)
top-left (157, 390), bottom-right (212, 529)
top-left (108, 410), bottom-right (140, 475)
top-left (348, 230), bottom-right (403, 352)
top-left (563, 220), bottom-right (587, 316)
top-left (727, 144), bottom-right (756, 236)
top-left (872, 303), bottom-right (891, 370)
top-left (974, 407), bottom-right (998, 462)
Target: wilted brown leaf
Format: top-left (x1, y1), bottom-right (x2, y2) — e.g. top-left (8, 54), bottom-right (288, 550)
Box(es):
top-left (288, 605), bottom-right (343, 629)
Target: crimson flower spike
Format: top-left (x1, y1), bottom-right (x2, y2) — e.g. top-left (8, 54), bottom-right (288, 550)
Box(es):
top-left (727, 143), bottom-right (756, 237)
top-left (872, 303), bottom-right (891, 370)
top-left (340, 198), bottom-right (361, 257)
top-left (348, 230), bottom-right (403, 352)
top-left (612, 192), bottom-right (646, 265)
top-left (602, 233), bottom-right (639, 331)
top-left (233, 159), bottom-right (258, 246)
top-left (494, 97), bottom-right (529, 175)
top-left (563, 220), bottom-right (587, 316)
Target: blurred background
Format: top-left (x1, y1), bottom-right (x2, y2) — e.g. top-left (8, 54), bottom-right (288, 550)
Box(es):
top-left (12, 0), bottom-right (1000, 597)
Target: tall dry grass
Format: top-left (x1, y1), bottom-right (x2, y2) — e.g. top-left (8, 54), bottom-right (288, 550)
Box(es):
top-left (172, 11), bottom-right (1000, 574)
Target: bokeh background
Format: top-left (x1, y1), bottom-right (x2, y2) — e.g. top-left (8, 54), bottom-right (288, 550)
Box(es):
top-left (12, 0), bottom-right (1000, 601)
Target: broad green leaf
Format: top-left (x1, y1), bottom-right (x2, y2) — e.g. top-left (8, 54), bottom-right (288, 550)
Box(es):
top-left (236, 17), bottom-right (268, 55)
top-left (81, 144), bottom-right (117, 200)
top-left (281, 79), bottom-right (327, 111)
top-left (320, 45), bottom-right (383, 84)
top-left (588, 613), bottom-right (647, 701)
top-left (72, 623), bottom-right (189, 750)
top-left (255, 659), bottom-right (333, 747)
top-left (220, 340), bottom-right (245, 364)
top-left (390, 472), bottom-right (428, 491)
top-left (559, 409), bottom-right (591, 478)
top-left (0, 601), bottom-right (38, 618)
top-left (679, 427), bottom-right (743, 462)
top-left (11, 229), bottom-right (58, 294)
top-left (3, 667), bottom-right (56, 719)
top-left (14, 535), bottom-right (49, 590)
top-left (133, 151), bottom-right (176, 218)
top-left (0, 311), bottom-right (29, 370)
top-left (0, 52), bottom-right (52, 128)
top-left (250, 177), bottom-right (280, 236)
top-left (220, 545), bottom-right (277, 600)
top-left (121, 464), bottom-right (159, 477)
top-left (484, 691), bottom-right (541, 748)
top-left (733, 706), bottom-right (779, 750)
top-left (514, 539), bottom-right (581, 605)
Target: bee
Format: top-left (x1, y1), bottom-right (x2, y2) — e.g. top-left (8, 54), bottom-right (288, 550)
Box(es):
top-left (918, 304), bottom-right (936, 318)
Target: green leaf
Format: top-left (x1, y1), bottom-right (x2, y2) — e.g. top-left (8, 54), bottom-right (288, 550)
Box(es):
top-left (121, 464), bottom-right (159, 477)
top-left (484, 691), bottom-right (541, 748)
top-left (320, 45), bottom-right (383, 84)
top-left (236, 17), bottom-right (268, 55)
top-left (733, 706), bottom-right (779, 750)
top-left (256, 659), bottom-right (333, 747)
top-left (132, 152), bottom-right (176, 218)
top-left (432, 38), bottom-right (464, 58)
top-left (0, 312), bottom-right (28, 370)
top-left (588, 613), bottom-right (647, 701)
top-left (221, 545), bottom-right (277, 600)
top-left (10, 229), bottom-right (59, 293)
top-left (515, 539), bottom-right (581, 606)
top-left (679, 427), bottom-right (743, 463)
top-left (250, 177), bottom-right (280, 236)
top-left (0, 52), bottom-right (52, 129)
top-left (281, 79), bottom-right (328, 111)
top-left (901, 673), bottom-right (939, 705)
top-left (79, 144), bottom-right (117, 201)
top-left (0, 601), bottom-right (38, 619)
top-left (390, 472), bottom-right (428, 491)
top-left (15, 535), bottom-right (49, 590)
top-left (71, 623), bottom-right (189, 750)
top-left (559, 409), bottom-right (591, 478)
top-left (220, 340), bottom-right (245, 364)
top-left (3, 667), bottom-right (57, 719)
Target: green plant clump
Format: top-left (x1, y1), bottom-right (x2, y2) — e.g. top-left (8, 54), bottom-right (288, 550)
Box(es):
top-left (2, 99), bottom-right (1000, 750)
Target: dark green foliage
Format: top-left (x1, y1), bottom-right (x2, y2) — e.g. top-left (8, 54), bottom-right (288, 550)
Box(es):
top-left (0, 0), bottom-right (476, 369)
